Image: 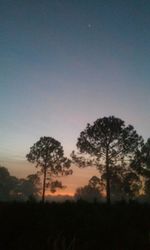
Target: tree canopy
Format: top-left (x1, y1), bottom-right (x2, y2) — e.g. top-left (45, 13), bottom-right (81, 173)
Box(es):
top-left (73, 116), bottom-right (143, 204)
top-left (26, 136), bottom-right (72, 202)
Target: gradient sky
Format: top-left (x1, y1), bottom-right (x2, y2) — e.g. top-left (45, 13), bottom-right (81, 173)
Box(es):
top-left (0, 0), bottom-right (150, 195)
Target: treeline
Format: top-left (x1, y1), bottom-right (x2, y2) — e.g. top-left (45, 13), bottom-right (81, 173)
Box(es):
top-left (1, 116), bottom-right (150, 203)
top-left (0, 166), bottom-right (40, 201)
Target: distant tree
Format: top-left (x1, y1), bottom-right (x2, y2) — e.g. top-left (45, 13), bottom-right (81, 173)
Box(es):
top-left (74, 184), bottom-right (102, 202)
top-left (73, 116), bottom-right (143, 204)
top-left (131, 138), bottom-right (150, 199)
top-left (75, 176), bottom-right (103, 202)
top-left (16, 174), bottom-right (41, 201)
top-left (100, 164), bottom-right (142, 201)
top-left (50, 180), bottom-right (66, 193)
top-left (26, 137), bottom-right (72, 202)
top-left (89, 176), bottom-right (103, 190)
top-left (0, 166), bottom-right (42, 201)
top-left (0, 166), bottom-right (18, 201)
top-left (123, 171), bottom-right (142, 200)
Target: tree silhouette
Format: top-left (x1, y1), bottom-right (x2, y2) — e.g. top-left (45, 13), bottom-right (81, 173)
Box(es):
top-left (89, 176), bottom-right (103, 190)
top-left (0, 166), bottom-right (18, 201)
top-left (26, 137), bottom-right (72, 202)
top-left (16, 174), bottom-right (41, 201)
top-left (74, 184), bottom-right (102, 202)
top-left (131, 138), bottom-right (150, 175)
top-left (100, 164), bottom-right (142, 201)
top-left (0, 166), bottom-right (41, 201)
top-left (73, 116), bottom-right (143, 204)
top-left (131, 138), bottom-right (150, 198)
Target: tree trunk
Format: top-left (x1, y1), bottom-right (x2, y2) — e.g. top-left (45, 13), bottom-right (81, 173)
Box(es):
top-left (42, 167), bottom-right (47, 203)
top-left (106, 148), bottom-right (111, 205)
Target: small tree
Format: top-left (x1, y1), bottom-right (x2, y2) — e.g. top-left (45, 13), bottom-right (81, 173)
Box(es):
top-left (73, 116), bottom-right (143, 204)
top-left (0, 166), bottom-right (18, 201)
top-left (74, 184), bottom-right (102, 202)
top-left (26, 137), bottom-right (72, 202)
top-left (17, 174), bottom-right (41, 201)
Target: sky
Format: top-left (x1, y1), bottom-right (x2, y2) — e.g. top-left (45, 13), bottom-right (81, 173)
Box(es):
top-left (0, 0), bottom-right (150, 195)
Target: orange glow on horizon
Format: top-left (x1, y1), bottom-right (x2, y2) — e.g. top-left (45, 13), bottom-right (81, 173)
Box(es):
top-left (45, 190), bottom-right (74, 197)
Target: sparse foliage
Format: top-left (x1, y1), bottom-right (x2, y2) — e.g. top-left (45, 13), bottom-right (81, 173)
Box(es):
top-left (50, 180), bottom-right (66, 193)
top-left (26, 137), bottom-right (72, 202)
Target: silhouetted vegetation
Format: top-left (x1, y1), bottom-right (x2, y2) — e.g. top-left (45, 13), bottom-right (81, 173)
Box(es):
top-left (75, 185), bottom-right (102, 202)
top-left (72, 116), bottom-right (143, 204)
top-left (74, 176), bottom-right (103, 202)
top-left (1, 116), bottom-right (150, 249)
top-left (130, 138), bottom-right (150, 199)
top-left (26, 137), bottom-right (72, 202)
top-left (0, 201), bottom-right (150, 250)
top-left (0, 166), bottom-right (40, 201)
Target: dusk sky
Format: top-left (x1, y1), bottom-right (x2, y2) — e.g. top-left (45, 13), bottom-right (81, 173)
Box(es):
top-left (0, 0), bottom-right (150, 195)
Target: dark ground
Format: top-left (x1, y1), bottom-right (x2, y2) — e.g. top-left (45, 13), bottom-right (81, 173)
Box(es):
top-left (0, 200), bottom-right (150, 250)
